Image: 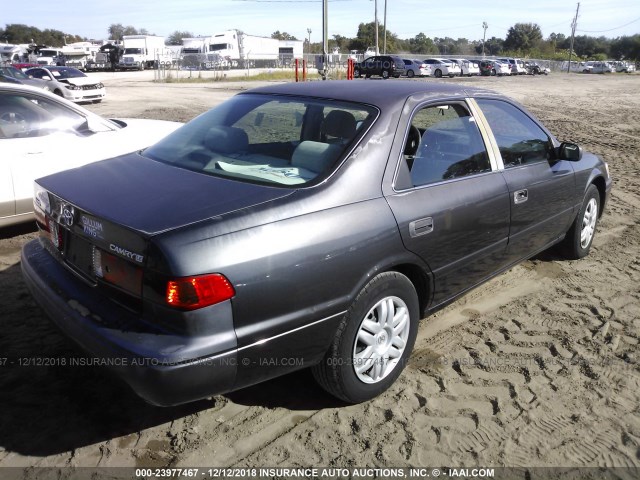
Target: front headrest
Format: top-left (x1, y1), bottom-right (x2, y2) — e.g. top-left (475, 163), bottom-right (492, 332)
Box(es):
top-left (204, 126), bottom-right (248, 154)
top-left (321, 110), bottom-right (356, 140)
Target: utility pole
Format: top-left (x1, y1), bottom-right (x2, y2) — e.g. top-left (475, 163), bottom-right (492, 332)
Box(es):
top-left (383, 0), bottom-right (387, 54)
top-left (306, 28), bottom-right (311, 57)
top-left (374, 0), bottom-right (379, 55)
top-left (322, 0), bottom-right (328, 79)
top-left (567, 2), bottom-right (580, 73)
top-left (482, 22), bottom-right (488, 56)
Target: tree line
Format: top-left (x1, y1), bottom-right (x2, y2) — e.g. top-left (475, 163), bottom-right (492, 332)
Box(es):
top-left (1, 22), bottom-right (638, 60)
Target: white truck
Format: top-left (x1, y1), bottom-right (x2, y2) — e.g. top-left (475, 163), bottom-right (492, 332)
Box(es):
top-left (118, 35), bottom-right (171, 70)
top-left (37, 47), bottom-right (65, 65)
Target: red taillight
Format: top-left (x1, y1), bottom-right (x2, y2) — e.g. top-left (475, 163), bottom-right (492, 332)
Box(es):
top-left (166, 274), bottom-right (235, 310)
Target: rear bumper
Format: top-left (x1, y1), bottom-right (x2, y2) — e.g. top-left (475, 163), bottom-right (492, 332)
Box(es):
top-left (21, 239), bottom-right (237, 406)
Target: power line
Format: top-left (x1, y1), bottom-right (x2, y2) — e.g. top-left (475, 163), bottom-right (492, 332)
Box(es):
top-left (577, 16), bottom-right (640, 33)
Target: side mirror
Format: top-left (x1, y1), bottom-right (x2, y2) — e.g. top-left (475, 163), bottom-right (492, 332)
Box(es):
top-left (558, 142), bottom-right (583, 161)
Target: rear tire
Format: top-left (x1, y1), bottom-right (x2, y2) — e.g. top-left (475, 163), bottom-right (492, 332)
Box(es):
top-left (434, 69), bottom-right (442, 78)
top-left (561, 184), bottom-right (600, 259)
top-left (382, 70), bottom-right (390, 79)
top-left (354, 68), bottom-right (361, 78)
top-left (312, 272), bottom-right (419, 403)
top-left (407, 70), bottom-right (415, 78)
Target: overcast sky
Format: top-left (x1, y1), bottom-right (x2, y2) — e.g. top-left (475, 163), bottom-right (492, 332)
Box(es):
top-left (3, 0), bottom-right (639, 43)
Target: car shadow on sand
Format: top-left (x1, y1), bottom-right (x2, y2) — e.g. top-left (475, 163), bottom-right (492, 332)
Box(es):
top-left (0, 262), bottom-right (340, 457)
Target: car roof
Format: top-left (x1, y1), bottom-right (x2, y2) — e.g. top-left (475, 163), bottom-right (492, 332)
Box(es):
top-left (244, 81), bottom-right (502, 110)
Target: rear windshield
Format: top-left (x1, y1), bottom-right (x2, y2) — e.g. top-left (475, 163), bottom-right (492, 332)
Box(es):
top-left (143, 94), bottom-right (377, 187)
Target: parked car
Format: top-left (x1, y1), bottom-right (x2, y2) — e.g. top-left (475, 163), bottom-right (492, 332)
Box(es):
top-left (479, 60), bottom-right (495, 76)
top-left (423, 58), bottom-right (461, 78)
top-left (25, 66), bottom-right (106, 103)
top-left (402, 59), bottom-right (431, 77)
top-left (0, 65), bottom-right (51, 90)
top-left (525, 62), bottom-right (550, 75)
top-left (611, 61), bottom-right (635, 73)
top-left (493, 61), bottom-right (513, 76)
top-left (447, 59), bottom-right (480, 76)
top-left (353, 55), bottom-right (406, 79)
top-left (479, 60), bottom-right (510, 76)
top-left (497, 57), bottom-right (527, 75)
top-left (0, 84), bottom-right (182, 227)
top-left (11, 63), bottom-right (41, 72)
top-left (22, 81), bottom-right (611, 406)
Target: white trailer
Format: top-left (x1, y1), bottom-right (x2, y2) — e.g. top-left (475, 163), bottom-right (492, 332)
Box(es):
top-left (208, 30), bottom-right (281, 68)
top-left (119, 35), bottom-right (171, 70)
top-left (277, 39), bottom-right (303, 66)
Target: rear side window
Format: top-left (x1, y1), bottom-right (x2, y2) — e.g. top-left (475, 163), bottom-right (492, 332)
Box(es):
top-left (476, 99), bottom-right (552, 168)
top-left (404, 103), bottom-right (491, 187)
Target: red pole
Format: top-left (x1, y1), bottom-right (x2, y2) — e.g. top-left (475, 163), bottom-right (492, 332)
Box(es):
top-left (295, 58), bottom-right (299, 82)
top-left (303, 59), bottom-right (307, 81)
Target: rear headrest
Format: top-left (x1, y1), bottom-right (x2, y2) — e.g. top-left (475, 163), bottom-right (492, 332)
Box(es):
top-left (321, 110), bottom-right (356, 140)
top-left (291, 141), bottom-right (342, 173)
top-left (204, 126), bottom-right (248, 153)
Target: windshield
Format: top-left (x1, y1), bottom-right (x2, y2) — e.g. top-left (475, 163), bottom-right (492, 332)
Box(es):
top-left (144, 94), bottom-right (377, 187)
top-left (124, 48), bottom-right (143, 55)
top-left (48, 67), bottom-right (86, 79)
top-left (1, 67), bottom-right (28, 79)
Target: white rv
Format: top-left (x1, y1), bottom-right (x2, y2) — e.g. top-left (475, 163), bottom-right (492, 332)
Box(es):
top-left (0, 44), bottom-right (29, 64)
top-left (119, 35), bottom-right (171, 70)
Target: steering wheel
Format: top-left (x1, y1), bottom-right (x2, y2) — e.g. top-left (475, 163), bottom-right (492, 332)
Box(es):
top-left (404, 124), bottom-right (421, 157)
top-left (0, 111), bottom-right (29, 137)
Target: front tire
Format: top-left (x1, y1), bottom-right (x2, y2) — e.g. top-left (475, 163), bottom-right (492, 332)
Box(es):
top-left (561, 184), bottom-right (600, 259)
top-left (354, 68), bottom-right (361, 78)
top-left (312, 272), bottom-right (419, 403)
top-left (407, 69), bottom-right (415, 78)
top-left (382, 70), bottom-right (390, 79)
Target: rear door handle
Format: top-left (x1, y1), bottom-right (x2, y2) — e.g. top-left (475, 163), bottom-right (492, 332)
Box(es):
top-left (514, 189), bottom-right (528, 204)
top-left (409, 217), bottom-right (433, 237)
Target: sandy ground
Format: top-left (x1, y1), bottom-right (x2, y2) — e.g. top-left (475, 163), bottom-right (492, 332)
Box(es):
top-left (0, 71), bottom-right (639, 472)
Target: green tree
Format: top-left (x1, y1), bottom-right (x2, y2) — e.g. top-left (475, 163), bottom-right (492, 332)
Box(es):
top-left (504, 23), bottom-right (543, 53)
top-left (611, 34), bottom-right (640, 60)
top-left (167, 30), bottom-right (194, 45)
top-left (408, 32), bottom-right (438, 54)
top-left (271, 31), bottom-right (298, 41)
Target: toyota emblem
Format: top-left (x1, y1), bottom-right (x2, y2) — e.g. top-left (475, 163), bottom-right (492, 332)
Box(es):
top-left (61, 205), bottom-right (75, 227)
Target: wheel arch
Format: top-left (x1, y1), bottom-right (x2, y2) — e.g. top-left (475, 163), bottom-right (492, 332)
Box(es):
top-left (591, 175), bottom-right (607, 218)
top-left (386, 263), bottom-right (431, 316)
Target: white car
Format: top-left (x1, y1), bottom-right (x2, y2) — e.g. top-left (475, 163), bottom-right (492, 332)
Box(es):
top-left (0, 84), bottom-right (182, 227)
top-left (492, 61), bottom-right (513, 76)
top-left (448, 59), bottom-right (480, 76)
top-left (402, 59), bottom-right (432, 77)
top-left (25, 66), bottom-right (106, 103)
top-left (497, 57), bottom-right (527, 75)
top-left (423, 59), bottom-right (461, 78)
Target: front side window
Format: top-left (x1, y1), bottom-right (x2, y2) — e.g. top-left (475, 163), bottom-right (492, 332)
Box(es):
top-left (404, 103), bottom-right (491, 187)
top-left (476, 99), bottom-right (552, 168)
top-left (0, 92), bottom-right (87, 139)
top-left (144, 94), bottom-right (377, 187)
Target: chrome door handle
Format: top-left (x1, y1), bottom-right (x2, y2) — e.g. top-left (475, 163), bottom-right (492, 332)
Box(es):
top-left (409, 217), bottom-right (433, 237)
top-left (514, 189), bottom-right (528, 204)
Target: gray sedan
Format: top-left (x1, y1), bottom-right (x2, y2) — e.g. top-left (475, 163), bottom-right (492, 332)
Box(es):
top-left (22, 81), bottom-right (611, 406)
